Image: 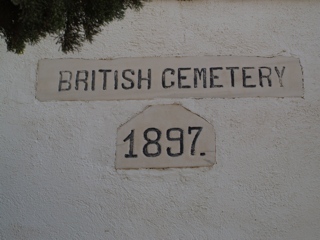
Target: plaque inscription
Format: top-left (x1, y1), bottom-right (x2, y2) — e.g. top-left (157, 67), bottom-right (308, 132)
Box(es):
top-left (36, 56), bottom-right (303, 101)
top-left (116, 105), bottom-right (216, 169)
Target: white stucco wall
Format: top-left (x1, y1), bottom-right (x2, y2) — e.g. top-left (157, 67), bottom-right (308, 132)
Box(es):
top-left (1, 1), bottom-right (320, 239)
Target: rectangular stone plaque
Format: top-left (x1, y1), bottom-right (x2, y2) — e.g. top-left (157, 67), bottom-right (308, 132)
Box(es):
top-left (116, 105), bottom-right (215, 169)
top-left (36, 56), bottom-right (303, 101)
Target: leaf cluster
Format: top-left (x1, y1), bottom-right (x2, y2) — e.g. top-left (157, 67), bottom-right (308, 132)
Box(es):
top-left (0, 0), bottom-right (145, 54)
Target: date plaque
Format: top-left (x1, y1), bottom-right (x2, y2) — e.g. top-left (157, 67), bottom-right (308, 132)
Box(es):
top-left (116, 105), bottom-right (216, 169)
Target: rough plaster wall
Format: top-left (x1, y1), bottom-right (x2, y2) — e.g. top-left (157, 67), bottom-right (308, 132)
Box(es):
top-left (1, 0), bottom-right (320, 239)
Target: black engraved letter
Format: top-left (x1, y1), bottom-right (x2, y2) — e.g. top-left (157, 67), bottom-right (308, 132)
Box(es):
top-left (166, 128), bottom-right (184, 157)
top-left (58, 71), bottom-right (72, 91)
top-left (99, 69), bottom-right (112, 90)
top-left (122, 69), bottom-right (135, 90)
top-left (75, 70), bottom-right (88, 91)
top-left (242, 67), bottom-right (256, 88)
top-left (226, 67), bottom-right (239, 87)
top-left (210, 67), bottom-right (223, 88)
top-left (162, 68), bottom-right (175, 88)
top-left (114, 70), bottom-right (118, 90)
top-left (194, 68), bottom-right (207, 88)
top-left (178, 68), bottom-right (191, 89)
top-left (138, 69), bottom-right (151, 90)
top-left (91, 70), bottom-right (95, 91)
top-left (275, 66), bottom-right (285, 87)
top-left (259, 67), bottom-right (272, 87)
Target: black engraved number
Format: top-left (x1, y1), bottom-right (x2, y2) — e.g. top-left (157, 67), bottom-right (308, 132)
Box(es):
top-left (123, 130), bottom-right (138, 158)
top-left (188, 127), bottom-right (203, 155)
top-left (166, 128), bottom-right (184, 157)
top-left (143, 128), bottom-right (162, 157)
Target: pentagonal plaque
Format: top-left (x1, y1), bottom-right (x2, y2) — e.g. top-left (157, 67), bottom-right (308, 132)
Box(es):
top-left (116, 105), bottom-right (215, 169)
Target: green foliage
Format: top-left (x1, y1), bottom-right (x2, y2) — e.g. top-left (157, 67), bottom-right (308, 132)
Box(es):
top-left (0, 0), bottom-right (146, 54)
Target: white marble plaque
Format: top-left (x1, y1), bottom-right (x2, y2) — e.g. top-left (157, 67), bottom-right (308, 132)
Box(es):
top-left (36, 56), bottom-right (303, 101)
top-left (116, 105), bottom-right (216, 169)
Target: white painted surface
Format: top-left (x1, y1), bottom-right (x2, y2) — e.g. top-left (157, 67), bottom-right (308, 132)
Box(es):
top-left (1, 1), bottom-right (320, 239)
